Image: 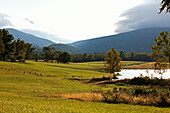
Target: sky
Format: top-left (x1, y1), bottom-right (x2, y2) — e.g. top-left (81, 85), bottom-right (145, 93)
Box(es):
top-left (0, 0), bottom-right (169, 43)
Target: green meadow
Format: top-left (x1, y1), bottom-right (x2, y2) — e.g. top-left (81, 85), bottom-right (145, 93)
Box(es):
top-left (0, 61), bottom-right (169, 113)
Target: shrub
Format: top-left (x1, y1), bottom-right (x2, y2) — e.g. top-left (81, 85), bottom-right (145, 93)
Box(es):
top-left (156, 93), bottom-right (170, 107)
top-left (128, 76), bottom-right (150, 85)
top-left (10, 57), bottom-right (17, 62)
top-left (134, 87), bottom-right (148, 95)
top-left (100, 88), bottom-right (170, 107)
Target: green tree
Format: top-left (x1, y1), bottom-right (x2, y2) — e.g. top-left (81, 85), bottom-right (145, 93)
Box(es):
top-left (82, 53), bottom-right (88, 61)
top-left (87, 54), bottom-right (94, 61)
top-left (54, 51), bottom-right (62, 63)
top-left (43, 47), bottom-right (52, 62)
top-left (150, 31), bottom-right (170, 74)
top-left (59, 52), bottom-right (71, 64)
top-left (104, 48), bottom-right (122, 79)
top-left (119, 50), bottom-right (126, 60)
top-left (11, 40), bottom-right (17, 62)
top-left (2, 29), bottom-right (14, 61)
top-left (25, 43), bottom-right (35, 60)
top-left (129, 51), bottom-right (135, 60)
top-left (0, 30), bottom-right (5, 60)
top-left (34, 45), bottom-right (41, 62)
top-left (159, 0), bottom-right (170, 14)
top-left (43, 47), bottom-right (58, 62)
top-left (50, 47), bottom-right (58, 61)
top-left (15, 38), bottom-right (27, 61)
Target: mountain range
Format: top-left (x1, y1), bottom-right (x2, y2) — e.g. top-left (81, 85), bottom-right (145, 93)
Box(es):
top-left (21, 29), bottom-right (72, 43)
top-left (5, 27), bottom-right (170, 54)
top-left (49, 43), bottom-right (83, 54)
top-left (70, 28), bottom-right (170, 53)
top-left (7, 28), bottom-right (55, 47)
top-left (6, 28), bottom-right (83, 54)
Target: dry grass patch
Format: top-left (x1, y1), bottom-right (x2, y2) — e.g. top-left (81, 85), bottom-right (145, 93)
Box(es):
top-left (60, 93), bottom-right (103, 102)
top-left (123, 62), bottom-right (155, 69)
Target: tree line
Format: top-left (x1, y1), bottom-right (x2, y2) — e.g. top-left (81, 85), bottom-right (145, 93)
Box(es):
top-left (71, 51), bottom-right (152, 62)
top-left (42, 47), bottom-right (71, 64)
top-left (0, 29), bottom-right (71, 64)
top-left (0, 29), bottom-right (34, 62)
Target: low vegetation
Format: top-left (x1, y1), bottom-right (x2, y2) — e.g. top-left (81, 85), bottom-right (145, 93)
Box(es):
top-left (100, 87), bottom-right (170, 107)
top-left (0, 61), bottom-right (169, 112)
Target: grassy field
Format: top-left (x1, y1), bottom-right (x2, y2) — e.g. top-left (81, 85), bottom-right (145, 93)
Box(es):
top-left (0, 61), bottom-right (169, 113)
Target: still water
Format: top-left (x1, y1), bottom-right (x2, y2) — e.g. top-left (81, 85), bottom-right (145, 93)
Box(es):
top-left (117, 69), bottom-right (170, 79)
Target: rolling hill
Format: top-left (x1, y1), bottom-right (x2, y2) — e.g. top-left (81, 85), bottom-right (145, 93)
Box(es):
top-left (70, 28), bottom-right (170, 53)
top-left (6, 28), bottom-right (55, 47)
top-left (49, 43), bottom-right (84, 54)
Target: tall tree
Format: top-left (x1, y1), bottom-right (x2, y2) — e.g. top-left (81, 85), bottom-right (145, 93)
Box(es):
top-left (129, 51), bottom-right (135, 60)
top-left (59, 52), bottom-right (71, 64)
top-left (119, 50), bottom-right (126, 60)
top-left (54, 50), bottom-right (62, 63)
top-left (159, 0), bottom-right (170, 14)
top-left (0, 30), bottom-right (5, 60)
top-left (150, 31), bottom-right (170, 74)
top-left (43, 47), bottom-right (51, 62)
top-left (43, 47), bottom-right (57, 62)
top-left (34, 45), bottom-right (41, 61)
top-left (11, 40), bottom-right (17, 62)
top-left (82, 53), bottom-right (88, 62)
top-left (104, 48), bottom-right (122, 79)
top-left (25, 43), bottom-right (35, 60)
top-left (2, 29), bottom-right (14, 61)
top-left (15, 38), bottom-right (27, 61)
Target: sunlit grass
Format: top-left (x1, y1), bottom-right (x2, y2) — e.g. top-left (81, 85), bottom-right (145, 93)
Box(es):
top-left (0, 60), bottom-right (169, 112)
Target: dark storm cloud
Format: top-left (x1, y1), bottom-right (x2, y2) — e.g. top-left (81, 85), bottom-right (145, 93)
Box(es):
top-left (25, 18), bottom-right (35, 24)
top-left (115, 2), bottom-right (170, 33)
top-left (0, 13), bottom-right (13, 28)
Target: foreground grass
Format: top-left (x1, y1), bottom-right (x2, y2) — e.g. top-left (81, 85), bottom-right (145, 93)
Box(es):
top-left (0, 61), bottom-right (169, 112)
top-left (1, 93), bottom-right (169, 113)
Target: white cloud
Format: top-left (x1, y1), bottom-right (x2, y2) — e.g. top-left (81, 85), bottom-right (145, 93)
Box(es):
top-left (0, 0), bottom-right (146, 42)
top-left (0, 13), bottom-right (13, 28)
top-left (115, 0), bottom-right (170, 33)
top-left (25, 18), bottom-right (35, 24)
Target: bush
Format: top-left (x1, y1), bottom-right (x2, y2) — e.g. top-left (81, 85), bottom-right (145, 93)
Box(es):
top-left (128, 76), bottom-right (150, 85)
top-left (156, 93), bottom-right (170, 107)
top-left (134, 87), bottom-right (148, 95)
top-left (35, 58), bottom-right (38, 62)
top-left (18, 60), bottom-right (25, 62)
top-left (10, 57), bottom-right (16, 62)
top-left (100, 88), bottom-right (170, 107)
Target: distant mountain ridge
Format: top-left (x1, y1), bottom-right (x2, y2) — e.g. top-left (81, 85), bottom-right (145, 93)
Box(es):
top-left (6, 28), bottom-right (55, 47)
top-left (6, 28), bottom-right (83, 54)
top-left (49, 43), bottom-right (84, 54)
top-left (21, 29), bottom-right (72, 43)
top-left (70, 28), bottom-right (170, 53)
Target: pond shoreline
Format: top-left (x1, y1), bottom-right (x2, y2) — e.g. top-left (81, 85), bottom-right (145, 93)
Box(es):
top-left (117, 69), bottom-right (170, 79)
top-left (122, 62), bottom-right (170, 69)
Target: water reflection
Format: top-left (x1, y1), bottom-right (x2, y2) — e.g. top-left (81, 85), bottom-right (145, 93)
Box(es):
top-left (117, 69), bottom-right (170, 79)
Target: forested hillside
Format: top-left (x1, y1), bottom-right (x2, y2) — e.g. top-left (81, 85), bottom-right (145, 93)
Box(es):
top-left (70, 28), bottom-right (170, 53)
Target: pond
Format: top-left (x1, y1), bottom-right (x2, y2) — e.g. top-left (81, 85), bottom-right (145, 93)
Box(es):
top-left (117, 69), bottom-right (170, 79)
